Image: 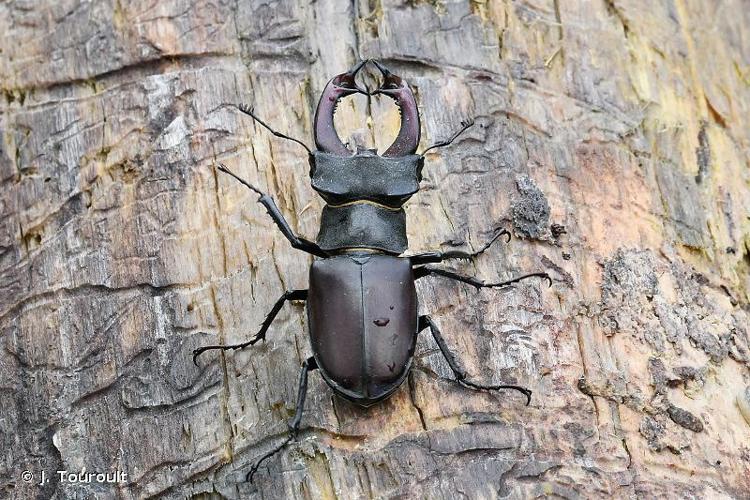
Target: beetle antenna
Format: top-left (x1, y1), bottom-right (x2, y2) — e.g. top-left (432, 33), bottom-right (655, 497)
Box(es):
top-left (215, 164), bottom-right (263, 198)
top-left (420, 119), bottom-right (475, 155)
top-left (238, 104), bottom-right (312, 154)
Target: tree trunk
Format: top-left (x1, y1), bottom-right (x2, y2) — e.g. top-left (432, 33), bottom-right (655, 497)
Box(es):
top-left (2, 0), bottom-right (749, 498)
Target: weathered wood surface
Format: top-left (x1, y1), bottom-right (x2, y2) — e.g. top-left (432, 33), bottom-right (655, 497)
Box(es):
top-left (1, 0), bottom-right (749, 498)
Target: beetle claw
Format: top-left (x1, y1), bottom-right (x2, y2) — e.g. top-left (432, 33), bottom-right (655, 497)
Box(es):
top-left (313, 60), bottom-right (371, 154)
top-left (192, 347), bottom-right (210, 366)
top-left (521, 388), bottom-right (532, 406)
top-left (364, 59), bottom-right (420, 156)
top-left (245, 434), bottom-right (294, 483)
top-left (349, 59), bottom-right (370, 95)
top-left (190, 336), bottom-right (261, 367)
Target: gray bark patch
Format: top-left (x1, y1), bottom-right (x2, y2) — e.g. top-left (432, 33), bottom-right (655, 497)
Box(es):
top-left (511, 175), bottom-right (549, 239)
top-left (655, 163), bottom-right (707, 249)
top-left (694, 122), bottom-right (711, 184)
top-left (666, 404), bottom-right (704, 433)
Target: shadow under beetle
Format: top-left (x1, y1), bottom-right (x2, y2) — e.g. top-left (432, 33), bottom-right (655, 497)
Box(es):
top-left (193, 60), bottom-right (552, 481)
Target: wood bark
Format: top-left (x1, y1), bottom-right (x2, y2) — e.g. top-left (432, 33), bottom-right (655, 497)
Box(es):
top-left (1, 0), bottom-right (749, 498)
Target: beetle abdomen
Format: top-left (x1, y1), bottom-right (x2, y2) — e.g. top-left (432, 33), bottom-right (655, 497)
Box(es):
top-left (307, 255), bottom-right (418, 406)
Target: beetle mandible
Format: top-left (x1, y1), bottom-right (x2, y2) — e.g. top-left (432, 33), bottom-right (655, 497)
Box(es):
top-left (193, 60), bottom-right (552, 481)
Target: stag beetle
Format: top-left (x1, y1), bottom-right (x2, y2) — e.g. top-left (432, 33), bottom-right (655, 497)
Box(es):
top-left (193, 60), bottom-right (551, 480)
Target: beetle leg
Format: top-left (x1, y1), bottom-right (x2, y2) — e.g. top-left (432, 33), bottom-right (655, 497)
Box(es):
top-left (408, 228), bottom-right (511, 265)
top-left (418, 315), bottom-right (532, 405)
top-left (246, 357), bottom-right (318, 482)
top-left (216, 164), bottom-right (328, 258)
top-left (192, 289), bottom-right (308, 365)
top-left (238, 104), bottom-right (312, 154)
top-left (420, 119), bottom-right (475, 156)
top-left (288, 357), bottom-right (317, 437)
top-left (414, 266), bottom-right (552, 289)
